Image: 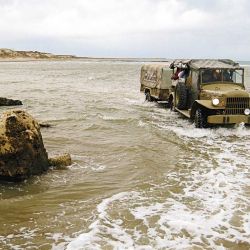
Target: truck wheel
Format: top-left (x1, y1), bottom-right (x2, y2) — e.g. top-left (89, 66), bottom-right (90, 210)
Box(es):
top-left (195, 108), bottom-right (208, 128)
top-left (145, 92), bottom-right (152, 102)
top-left (175, 82), bottom-right (187, 110)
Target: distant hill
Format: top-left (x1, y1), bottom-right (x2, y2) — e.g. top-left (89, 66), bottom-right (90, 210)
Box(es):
top-left (0, 48), bottom-right (77, 59)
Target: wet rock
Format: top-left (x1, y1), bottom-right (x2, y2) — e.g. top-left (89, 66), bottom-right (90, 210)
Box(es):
top-left (0, 110), bottom-right (49, 181)
top-left (0, 97), bottom-right (22, 106)
top-left (48, 153), bottom-right (72, 169)
top-left (39, 122), bottom-right (52, 128)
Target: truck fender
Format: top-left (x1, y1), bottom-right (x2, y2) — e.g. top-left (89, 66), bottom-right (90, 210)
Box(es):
top-left (190, 100), bottom-right (220, 119)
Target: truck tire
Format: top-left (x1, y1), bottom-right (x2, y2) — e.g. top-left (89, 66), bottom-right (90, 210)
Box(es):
top-left (195, 108), bottom-right (208, 128)
top-left (175, 82), bottom-right (187, 110)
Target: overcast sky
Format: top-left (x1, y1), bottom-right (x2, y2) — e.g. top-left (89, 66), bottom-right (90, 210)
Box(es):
top-left (0, 0), bottom-right (250, 60)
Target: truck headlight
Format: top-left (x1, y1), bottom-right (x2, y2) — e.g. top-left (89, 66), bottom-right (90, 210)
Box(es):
top-left (244, 108), bottom-right (250, 115)
top-left (212, 98), bottom-right (220, 106)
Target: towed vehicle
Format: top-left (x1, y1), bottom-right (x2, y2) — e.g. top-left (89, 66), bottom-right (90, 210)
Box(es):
top-left (140, 63), bottom-right (172, 102)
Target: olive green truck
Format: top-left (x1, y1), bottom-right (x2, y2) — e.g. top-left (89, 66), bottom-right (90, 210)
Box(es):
top-left (140, 59), bottom-right (250, 128)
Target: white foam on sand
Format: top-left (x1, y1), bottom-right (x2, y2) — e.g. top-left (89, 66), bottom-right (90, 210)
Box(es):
top-left (66, 192), bottom-right (140, 250)
top-left (157, 126), bottom-right (250, 248)
top-left (158, 119), bottom-right (250, 139)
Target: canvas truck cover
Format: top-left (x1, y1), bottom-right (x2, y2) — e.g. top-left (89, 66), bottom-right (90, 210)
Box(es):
top-left (140, 64), bottom-right (172, 89)
top-left (170, 59), bottom-right (242, 70)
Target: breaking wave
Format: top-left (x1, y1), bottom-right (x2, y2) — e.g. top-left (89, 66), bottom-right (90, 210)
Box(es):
top-left (64, 121), bottom-right (250, 249)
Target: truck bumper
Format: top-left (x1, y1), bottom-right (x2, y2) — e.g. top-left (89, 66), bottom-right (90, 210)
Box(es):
top-left (207, 115), bottom-right (250, 124)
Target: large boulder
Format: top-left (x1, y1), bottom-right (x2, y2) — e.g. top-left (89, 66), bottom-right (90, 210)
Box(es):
top-left (0, 110), bottom-right (49, 181)
top-left (0, 97), bottom-right (22, 106)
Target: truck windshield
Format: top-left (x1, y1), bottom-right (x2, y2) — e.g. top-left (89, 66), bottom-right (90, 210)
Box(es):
top-left (201, 69), bottom-right (244, 85)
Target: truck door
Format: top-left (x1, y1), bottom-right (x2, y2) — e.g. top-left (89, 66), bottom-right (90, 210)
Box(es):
top-left (189, 70), bottom-right (199, 106)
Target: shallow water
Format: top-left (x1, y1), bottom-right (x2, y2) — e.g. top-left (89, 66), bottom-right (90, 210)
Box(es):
top-left (0, 60), bottom-right (250, 249)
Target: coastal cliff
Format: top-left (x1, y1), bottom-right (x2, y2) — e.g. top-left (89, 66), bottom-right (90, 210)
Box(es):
top-left (0, 48), bottom-right (77, 60)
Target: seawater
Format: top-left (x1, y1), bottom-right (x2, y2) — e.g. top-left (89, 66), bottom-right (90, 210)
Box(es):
top-left (0, 60), bottom-right (249, 250)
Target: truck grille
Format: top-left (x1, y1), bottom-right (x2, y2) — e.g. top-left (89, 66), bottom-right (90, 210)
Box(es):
top-left (225, 97), bottom-right (250, 115)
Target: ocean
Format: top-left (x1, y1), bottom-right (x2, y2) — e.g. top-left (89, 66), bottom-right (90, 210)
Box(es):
top-left (0, 60), bottom-right (250, 249)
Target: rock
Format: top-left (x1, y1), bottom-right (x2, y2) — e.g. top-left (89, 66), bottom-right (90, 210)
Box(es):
top-left (48, 153), bottom-right (72, 169)
top-left (39, 122), bottom-right (52, 128)
top-left (0, 97), bottom-right (22, 106)
top-left (0, 110), bottom-right (49, 181)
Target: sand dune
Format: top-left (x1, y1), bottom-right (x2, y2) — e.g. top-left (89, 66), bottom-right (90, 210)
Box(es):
top-left (0, 48), bottom-right (77, 60)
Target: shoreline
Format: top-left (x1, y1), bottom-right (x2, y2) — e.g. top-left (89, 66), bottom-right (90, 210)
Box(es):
top-left (0, 57), bottom-right (249, 65)
top-left (0, 57), bottom-right (170, 63)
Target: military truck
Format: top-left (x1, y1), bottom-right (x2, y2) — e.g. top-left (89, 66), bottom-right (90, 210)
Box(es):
top-left (140, 64), bottom-right (172, 102)
top-left (169, 59), bottom-right (250, 128)
top-left (140, 59), bottom-right (250, 128)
